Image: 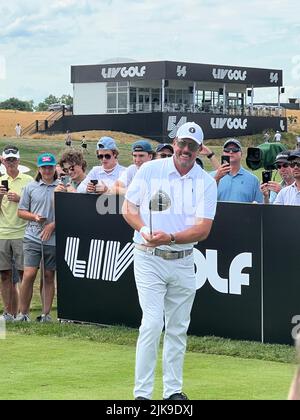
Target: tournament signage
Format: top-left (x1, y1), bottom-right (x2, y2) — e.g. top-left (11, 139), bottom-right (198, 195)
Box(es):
top-left (71, 61), bottom-right (282, 86)
top-left (56, 194), bottom-right (300, 345)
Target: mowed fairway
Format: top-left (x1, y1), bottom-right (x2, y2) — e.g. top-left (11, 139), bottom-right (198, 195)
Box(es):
top-left (0, 333), bottom-right (293, 400)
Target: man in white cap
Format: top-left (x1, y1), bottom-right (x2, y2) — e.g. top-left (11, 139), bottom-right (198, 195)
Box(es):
top-left (0, 146), bottom-right (32, 321)
top-left (122, 122), bottom-right (217, 400)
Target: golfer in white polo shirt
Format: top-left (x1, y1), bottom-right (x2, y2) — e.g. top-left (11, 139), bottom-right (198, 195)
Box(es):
top-left (122, 122), bottom-right (217, 400)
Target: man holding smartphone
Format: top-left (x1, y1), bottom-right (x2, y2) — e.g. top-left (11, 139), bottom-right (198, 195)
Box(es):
top-left (212, 139), bottom-right (263, 203)
top-left (0, 146), bottom-right (32, 321)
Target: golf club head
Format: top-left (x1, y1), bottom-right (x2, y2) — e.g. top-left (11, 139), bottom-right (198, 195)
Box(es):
top-left (149, 190), bottom-right (171, 212)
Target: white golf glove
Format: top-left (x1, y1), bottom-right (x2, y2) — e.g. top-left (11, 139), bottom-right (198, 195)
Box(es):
top-left (139, 226), bottom-right (151, 244)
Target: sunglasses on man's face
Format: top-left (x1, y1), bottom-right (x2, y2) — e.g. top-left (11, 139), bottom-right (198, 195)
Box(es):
top-left (276, 163), bottom-right (289, 170)
top-left (159, 153), bottom-right (173, 158)
top-left (97, 154), bottom-right (113, 160)
top-left (63, 165), bottom-right (75, 173)
top-left (223, 147), bottom-right (241, 153)
top-left (176, 140), bottom-right (199, 152)
top-left (290, 161), bottom-right (300, 168)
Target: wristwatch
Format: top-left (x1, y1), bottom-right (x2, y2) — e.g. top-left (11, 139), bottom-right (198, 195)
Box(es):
top-left (169, 233), bottom-right (176, 245)
top-left (207, 152), bottom-right (215, 159)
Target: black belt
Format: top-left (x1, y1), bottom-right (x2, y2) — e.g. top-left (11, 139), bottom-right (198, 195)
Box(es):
top-left (135, 244), bottom-right (193, 260)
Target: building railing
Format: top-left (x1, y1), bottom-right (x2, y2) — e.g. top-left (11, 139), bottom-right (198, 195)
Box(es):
top-left (128, 102), bottom-right (286, 117)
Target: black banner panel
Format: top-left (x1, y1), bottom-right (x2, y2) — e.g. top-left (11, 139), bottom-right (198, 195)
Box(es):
top-left (56, 194), bottom-right (141, 327)
top-left (55, 194), bottom-right (300, 344)
top-left (189, 203), bottom-right (262, 341)
top-left (263, 206), bottom-right (300, 345)
top-left (51, 113), bottom-right (287, 142)
top-left (71, 61), bottom-right (282, 87)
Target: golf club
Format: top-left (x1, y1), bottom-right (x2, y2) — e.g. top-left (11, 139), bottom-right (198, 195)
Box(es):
top-left (149, 190), bottom-right (172, 235)
top-left (38, 217), bottom-right (47, 321)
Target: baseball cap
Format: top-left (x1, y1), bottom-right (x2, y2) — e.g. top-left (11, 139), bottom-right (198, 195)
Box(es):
top-left (274, 151), bottom-right (290, 164)
top-left (37, 153), bottom-right (57, 167)
top-left (156, 143), bottom-right (174, 154)
top-left (132, 140), bottom-right (153, 153)
top-left (176, 122), bottom-right (204, 145)
top-left (97, 136), bottom-right (118, 151)
top-left (2, 146), bottom-right (20, 159)
top-left (223, 138), bottom-right (242, 150)
top-left (288, 150), bottom-right (300, 160)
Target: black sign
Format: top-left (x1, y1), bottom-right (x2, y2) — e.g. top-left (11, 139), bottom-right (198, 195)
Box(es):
top-left (71, 61), bottom-right (282, 87)
top-left (52, 113), bottom-right (287, 142)
top-left (55, 194), bottom-right (300, 345)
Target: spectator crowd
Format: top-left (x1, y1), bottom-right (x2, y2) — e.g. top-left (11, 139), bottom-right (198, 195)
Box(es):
top-left (0, 130), bottom-right (299, 323)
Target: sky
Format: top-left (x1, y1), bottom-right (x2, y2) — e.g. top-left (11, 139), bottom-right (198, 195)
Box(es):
top-left (0, 0), bottom-right (300, 105)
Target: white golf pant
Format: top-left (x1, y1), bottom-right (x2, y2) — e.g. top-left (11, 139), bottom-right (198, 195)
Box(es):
top-left (133, 248), bottom-right (196, 399)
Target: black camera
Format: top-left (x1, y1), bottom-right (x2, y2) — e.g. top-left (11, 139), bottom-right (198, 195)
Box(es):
top-left (90, 180), bottom-right (98, 186)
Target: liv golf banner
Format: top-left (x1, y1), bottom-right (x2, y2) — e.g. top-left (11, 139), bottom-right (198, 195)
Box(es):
top-left (55, 193), bottom-right (300, 345)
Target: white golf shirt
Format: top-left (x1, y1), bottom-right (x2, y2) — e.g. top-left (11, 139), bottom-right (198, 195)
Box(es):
top-left (77, 163), bottom-right (126, 193)
top-left (125, 157), bottom-right (217, 251)
top-left (118, 164), bottom-right (138, 188)
top-left (274, 182), bottom-right (300, 206)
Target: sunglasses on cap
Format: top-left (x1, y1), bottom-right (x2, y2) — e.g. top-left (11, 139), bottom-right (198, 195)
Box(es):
top-left (276, 163), bottom-right (289, 169)
top-left (97, 153), bottom-right (113, 160)
top-left (62, 165), bottom-right (75, 173)
top-left (159, 153), bottom-right (173, 158)
top-left (223, 147), bottom-right (241, 153)
top-left (290, 161), bottom-right (300, 168)
top-left (176, 139), bottom-right (199, 152)
top-left (3, 149), bottom-right (18, 155)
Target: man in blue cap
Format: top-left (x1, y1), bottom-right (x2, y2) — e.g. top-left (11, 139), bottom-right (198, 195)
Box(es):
top-left (77, 136), bottom-right (126, 194)
top-left (112, 139), bottom-right (154, 195)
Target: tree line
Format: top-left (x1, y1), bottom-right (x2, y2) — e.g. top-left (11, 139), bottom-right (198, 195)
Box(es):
top-left (0, 94), bottom-right (73, 112)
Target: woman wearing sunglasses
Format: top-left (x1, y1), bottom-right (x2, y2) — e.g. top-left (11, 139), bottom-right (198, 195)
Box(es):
top-left (77, 137), bottom-right (126, 194)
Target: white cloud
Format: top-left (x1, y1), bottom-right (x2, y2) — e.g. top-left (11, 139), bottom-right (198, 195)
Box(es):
top-left (0, 0), bottom-right (299, 103)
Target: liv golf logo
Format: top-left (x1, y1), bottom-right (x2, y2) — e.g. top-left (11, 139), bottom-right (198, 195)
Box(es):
top-left (64, 238), bottom-right (252, 295)
top-left (65, 237), bottom-right (134, 281)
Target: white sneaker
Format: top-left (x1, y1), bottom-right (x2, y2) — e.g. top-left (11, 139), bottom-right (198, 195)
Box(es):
top-left (36, 314), bottom-right (52, 323)
top-left (15, 313), bottom-right (31, 322)
top-left (0, 313), bottom-right (15, 322)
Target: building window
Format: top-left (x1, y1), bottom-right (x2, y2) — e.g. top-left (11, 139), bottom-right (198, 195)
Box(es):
top-left (107, 82), bottom-right (129, 113)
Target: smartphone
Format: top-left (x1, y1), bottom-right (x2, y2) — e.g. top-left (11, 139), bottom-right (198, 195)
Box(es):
top-left (221, 155), bottom-right (230, 165)
top-left (90, 180), bottom-right (98, 186)
top-left (1, 180), bottom-right (9, 191)
top-left (262, 170), bottom-right (272, 184)
top-left (61, 175), bottom-right (71, 187)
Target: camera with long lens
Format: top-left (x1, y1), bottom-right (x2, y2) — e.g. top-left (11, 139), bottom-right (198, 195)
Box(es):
top-left (246, 143), bottom-right (287, 170)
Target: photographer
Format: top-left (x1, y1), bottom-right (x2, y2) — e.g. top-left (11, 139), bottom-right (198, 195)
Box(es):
top-left (55, 150), bottom-right (87, 193)
top-left (261, 152), bottom-right (294, 204)
top-left (212, 139), bottom-right (263, 203)
top-left (274, 150), bottom-right (300, 206)
top-left (0, 146), bottom-right (32, 321)
top-left (77, 137), bottom-right (125, 194)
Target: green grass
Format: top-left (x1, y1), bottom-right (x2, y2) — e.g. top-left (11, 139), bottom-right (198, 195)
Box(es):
top-left (0, 333), bottom-right (294, 400)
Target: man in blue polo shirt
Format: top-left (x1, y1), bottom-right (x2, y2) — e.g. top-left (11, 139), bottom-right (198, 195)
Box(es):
top-left (213, 139), bottom-right (263, 203)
